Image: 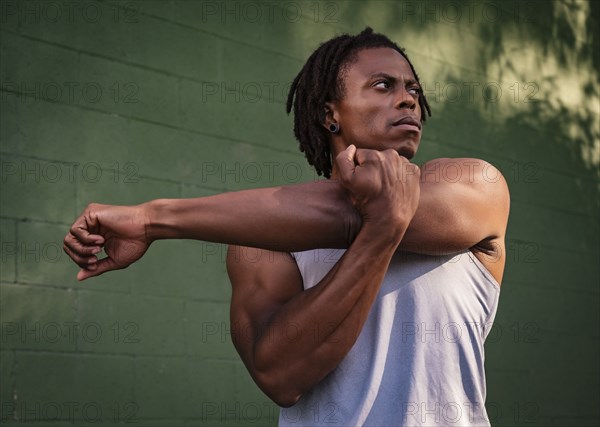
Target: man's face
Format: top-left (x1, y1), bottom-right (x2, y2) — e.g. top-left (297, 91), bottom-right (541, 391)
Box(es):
top-left (329, 47), bottom-right (423, 159)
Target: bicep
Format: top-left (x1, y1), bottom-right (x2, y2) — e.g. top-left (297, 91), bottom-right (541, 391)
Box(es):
top-left (226, 246), bottom-right (304, 371)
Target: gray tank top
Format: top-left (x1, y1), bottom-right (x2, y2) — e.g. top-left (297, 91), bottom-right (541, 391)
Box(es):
top-left (279, 249), bottom-right (500, 427)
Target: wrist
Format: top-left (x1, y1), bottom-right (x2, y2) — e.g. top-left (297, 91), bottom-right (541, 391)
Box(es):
top-left (358, 218), bottom-right (407, 248)
top-left (142, 198), bottom-right (176, 242)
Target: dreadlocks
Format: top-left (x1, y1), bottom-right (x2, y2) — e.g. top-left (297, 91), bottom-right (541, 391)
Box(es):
top-left (286, 27), bottom-right (432, 178)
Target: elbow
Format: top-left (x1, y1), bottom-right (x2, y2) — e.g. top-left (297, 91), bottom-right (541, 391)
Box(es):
top-left (253, 367), bottom-right (303, 408)
top-left (273, 394), bottom-right (302, 409)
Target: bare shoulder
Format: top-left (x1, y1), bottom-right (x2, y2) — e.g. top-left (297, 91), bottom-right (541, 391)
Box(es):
top-left (421, 157), bottom-right (510, 207)
top-left (422, 158), bottom-right (506, 186)
top-left (226, 245), bottom-right (303, 356)
top-left (226, 245), bottom-right (303, 306)
top-left (227, 245), bottom-right (298, 280)
top-left (420, 158), bottom-right (510, 284)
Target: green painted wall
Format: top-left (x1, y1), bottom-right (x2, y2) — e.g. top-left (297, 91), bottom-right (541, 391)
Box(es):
top-left (1, 0), bottom-right (598, 425)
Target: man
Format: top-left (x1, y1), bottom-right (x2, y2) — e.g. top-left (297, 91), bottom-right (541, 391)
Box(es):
top-left (64, 28), bottom-right (509, 426)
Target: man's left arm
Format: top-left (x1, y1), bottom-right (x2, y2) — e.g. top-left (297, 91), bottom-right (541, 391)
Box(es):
top-left (65, 152), bottom-right (509, 282)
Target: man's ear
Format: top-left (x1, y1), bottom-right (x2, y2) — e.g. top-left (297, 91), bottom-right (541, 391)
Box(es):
top-left (323, 101), bottom-right (340, 131)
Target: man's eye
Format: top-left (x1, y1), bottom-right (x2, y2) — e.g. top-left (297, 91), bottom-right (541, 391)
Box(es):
top-left (408, 86), bottom-right (421, 95)
top-left (374, 80), bottom-right (390, 89)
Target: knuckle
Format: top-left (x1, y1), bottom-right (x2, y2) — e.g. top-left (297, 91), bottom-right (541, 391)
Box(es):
top-left (364, 149), bottom-right (377, 158)
top-left (86, 202), bottom-right (100, 212)
top-left (373, 152), bottom-right (385, 162)
top-left (384, 148), bottom-right (399, 158)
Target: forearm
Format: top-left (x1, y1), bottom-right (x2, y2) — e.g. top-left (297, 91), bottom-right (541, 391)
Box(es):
top-left (145, 180), bottom-right (359, 251)
top-left (252, 223), bottom-right (404, 405)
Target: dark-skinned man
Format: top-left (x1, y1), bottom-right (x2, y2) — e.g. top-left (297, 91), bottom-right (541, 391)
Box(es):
top-left (64, 28), bottom-right (509, 426)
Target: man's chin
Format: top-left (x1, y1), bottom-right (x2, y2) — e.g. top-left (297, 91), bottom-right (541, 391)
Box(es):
top-left (395, 144), bottom-right (418, 160)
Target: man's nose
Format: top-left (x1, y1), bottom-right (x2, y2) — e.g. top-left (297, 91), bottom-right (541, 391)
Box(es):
top-left (395, 89), bottom-right (416, 110)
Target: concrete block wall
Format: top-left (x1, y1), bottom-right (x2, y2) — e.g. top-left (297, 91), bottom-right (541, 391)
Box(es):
top-left (1, 0), bottom-right (598, 426)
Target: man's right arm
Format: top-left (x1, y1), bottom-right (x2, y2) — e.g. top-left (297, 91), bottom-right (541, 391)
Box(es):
top-left (227, 147), bottom-right (419, 407)
top-left (227, 226), bottom-right (401, 407)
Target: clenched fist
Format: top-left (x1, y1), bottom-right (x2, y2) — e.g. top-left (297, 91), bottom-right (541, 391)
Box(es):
top-left (63, 203), bottom-right (152, 281)
top-left (335, 145), bottom-right (421, 230)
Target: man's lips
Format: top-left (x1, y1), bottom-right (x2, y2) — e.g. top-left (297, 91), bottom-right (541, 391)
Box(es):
top-left (391, 116), bottom-right (422, 130)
